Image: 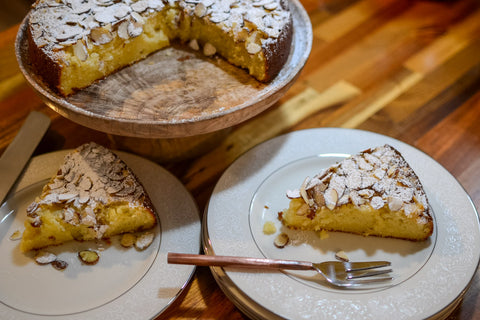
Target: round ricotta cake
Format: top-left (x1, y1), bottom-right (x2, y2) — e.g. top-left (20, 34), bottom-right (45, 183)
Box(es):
top-left (27, 0), bottom-right (293, 96)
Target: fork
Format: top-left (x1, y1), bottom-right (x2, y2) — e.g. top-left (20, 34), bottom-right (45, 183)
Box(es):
top-left (168, 252), bottom-right (392, 288)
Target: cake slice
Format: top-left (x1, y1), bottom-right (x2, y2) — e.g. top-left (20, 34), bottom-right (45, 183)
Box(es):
top-left (20, 142), bottom-right (157, 252)
top-left (279, 145), bottom-right (433, 241)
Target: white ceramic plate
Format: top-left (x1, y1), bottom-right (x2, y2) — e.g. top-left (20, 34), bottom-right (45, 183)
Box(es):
top-left (0, 150), bottom-right (201, 319)
top-left (203, 128), bottom-right (480, 319)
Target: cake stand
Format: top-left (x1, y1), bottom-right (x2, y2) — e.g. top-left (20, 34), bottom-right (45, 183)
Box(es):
top-left (15, 0), bottom-right (312, 161)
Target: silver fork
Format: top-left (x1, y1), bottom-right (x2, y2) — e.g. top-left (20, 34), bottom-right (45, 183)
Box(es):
top-left (168, 252), bottom-right (392, 288)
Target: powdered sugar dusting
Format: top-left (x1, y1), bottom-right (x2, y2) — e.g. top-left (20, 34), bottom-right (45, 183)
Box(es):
top-left (29, 0), bottom-right (291, 55)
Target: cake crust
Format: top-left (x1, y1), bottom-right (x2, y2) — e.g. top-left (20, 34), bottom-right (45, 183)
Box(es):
top-left (27, 0), bottom-right (293, 96)
top-left (280, 145), bottom-right (434, 241)
top-left (20, 142), bottom-right (157, 252)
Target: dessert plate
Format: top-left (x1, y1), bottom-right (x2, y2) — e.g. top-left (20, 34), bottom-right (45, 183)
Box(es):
top-left (0, 150), bottom-right (201, 319)
top-left (15, 0), bottom-right (312, 139)
top-left (203, 128), bottom-right (480, 319)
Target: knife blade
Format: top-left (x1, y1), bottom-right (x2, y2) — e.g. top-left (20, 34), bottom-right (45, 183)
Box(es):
top-left (0, 111), bottom-right (51, 205)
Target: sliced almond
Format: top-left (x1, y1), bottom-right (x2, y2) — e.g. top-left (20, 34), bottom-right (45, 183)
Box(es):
top-left (246, 42), bottom-right (261, 54)
top-left (52, 259), bottom-right (68, 270)
top-left (264, 2), bottom-right (278, 10)
top-left (117, 21), bottom-right (129, 39)
top-left (135, 232), bottom-right (154, 250)
top-left (26, 202), bottom-right (39, 216)
top-left (370, 196), bottom-right (385, 210)
top-left (300, 177), bottom-right (315, 207)
top-left (194, 3), bottom-right (207, 17)
top-left (310, 184), bottom-right (326, 207)
top-left (127, 21), bottom-right (143, 38)
top-left (335, 250), bottom-right (349, 262)
top-left (274, 233), bottom-right (289, 248)
top-left (286, 189), bottom-right (301, 199)
top-left (35, 250), bottom-right (57, 265)
top-left (90, 26), bottom-right (113, 45)
top-left (203, 42), bottom-right (216, 56)
top-left (78, 250), bottom-right (100, 265)
top-left (388, 196), bottom-right (403, 211)
top-left (387, 165), bottom-right (397, 177)
top-left (324, 188), bottom-right (338, 210)
top-left (131, 0), bottom-right (149, 13)
top-left (189, 39), bottom-right (200, 51)
top-left (120, 233), bottom-right (137, 248)
top-left (131, 11), bottom-right (145, 24)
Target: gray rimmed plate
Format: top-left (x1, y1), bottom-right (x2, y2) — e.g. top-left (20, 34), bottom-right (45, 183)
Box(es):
top-left (203, 128), bottom-right (480, 319)
top-left (0, 149), bottom-right (201, 319)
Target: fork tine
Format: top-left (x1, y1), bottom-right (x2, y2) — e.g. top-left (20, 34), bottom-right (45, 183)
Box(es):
top-left (347, 268), bottom-right (393, 279)
top-left (344, 261), bottom-right (391, 272)
top-left (345, 277), bottom-right (394, 287)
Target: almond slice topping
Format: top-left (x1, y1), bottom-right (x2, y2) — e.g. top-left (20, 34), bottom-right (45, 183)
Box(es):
top-left (35, 250), bottom-right (57, 265)
top-left (135, 232), bottom-right (154, 250)
top-left (78, 249), bottom-right (100, 265)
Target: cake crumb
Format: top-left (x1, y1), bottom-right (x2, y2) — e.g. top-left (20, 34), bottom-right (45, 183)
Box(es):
top-left (263, 221), bottom-right (277, 235)
top-left (9, 230), bottom-right (22, 241)
top-left (318, 230), bottom-right (329, 240)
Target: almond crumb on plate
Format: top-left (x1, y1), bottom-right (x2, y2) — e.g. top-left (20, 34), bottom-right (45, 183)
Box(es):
top-left (52, 259), bottom-right (68, 270)
top-left (78, 249), bottom-right (100, 265)
top-left (274, 233), bottom-right (289, 248)
top-left (135, 232), bottom-right (154, 250)
top-left (34, 250), bottom-right (57, 265)
top-left (120, 233), bottom-right (137, 248)
top-left (335, 250), bottom-right (349, 262)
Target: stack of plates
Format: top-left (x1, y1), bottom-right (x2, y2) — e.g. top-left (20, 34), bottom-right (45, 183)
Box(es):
top-left (203, 128), bottom-right (480, 319)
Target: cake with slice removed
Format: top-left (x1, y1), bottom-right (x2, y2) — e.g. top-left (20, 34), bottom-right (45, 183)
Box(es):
top-left (20, 142), bottom-right (157, 252)
top-left (27, 0), bottom-right (293, 96)
top-left (279, 145), bottom-right (433, 241)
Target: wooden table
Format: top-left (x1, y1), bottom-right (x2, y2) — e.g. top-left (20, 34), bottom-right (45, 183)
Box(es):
top-left (2, 0), bottom-right (480, 318)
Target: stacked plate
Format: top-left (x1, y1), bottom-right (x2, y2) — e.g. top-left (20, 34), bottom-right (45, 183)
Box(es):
top-left (203, 128), bottom-right (480, 319)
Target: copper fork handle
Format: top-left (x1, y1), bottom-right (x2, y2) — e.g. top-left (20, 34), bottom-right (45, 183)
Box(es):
top-left (168, 252), bottom-right (313, 271)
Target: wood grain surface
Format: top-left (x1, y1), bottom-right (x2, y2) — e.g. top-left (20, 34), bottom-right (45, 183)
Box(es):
top-left (2, 0), bottom-right (480, 319)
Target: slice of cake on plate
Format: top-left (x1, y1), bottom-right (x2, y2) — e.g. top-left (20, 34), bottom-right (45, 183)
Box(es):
top-left (279, 145), bottom-right (433, 241)
top-left (27, 0), bottom-right (293, 95)
top-left (20, 142), bottom-right (157, 252)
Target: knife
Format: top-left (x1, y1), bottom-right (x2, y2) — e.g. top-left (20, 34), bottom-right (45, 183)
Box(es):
top-left (0, 111), bottom-right (51, 205)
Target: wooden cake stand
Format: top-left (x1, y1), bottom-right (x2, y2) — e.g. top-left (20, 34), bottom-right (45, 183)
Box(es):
top-left (16, 0), bottom-right (312, 161)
